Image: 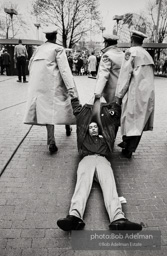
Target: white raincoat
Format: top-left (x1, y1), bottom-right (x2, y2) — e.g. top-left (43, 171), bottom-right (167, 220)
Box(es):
top-left (24, 42), bottom-right (77, 125)
top-left (95, 45), bottom-right (124, 103)
top-left (115, 46), bottom-right (155, 136)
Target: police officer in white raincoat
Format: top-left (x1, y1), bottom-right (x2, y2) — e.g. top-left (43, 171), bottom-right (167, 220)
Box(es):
top-left (115, 30), bottom-right (155, 158)
top-left (93, 33), bottom-right (124, 132)
top-left (24, 26), bottom-right (78, 154)
top-left (94, 33), bottom-right (124, 103)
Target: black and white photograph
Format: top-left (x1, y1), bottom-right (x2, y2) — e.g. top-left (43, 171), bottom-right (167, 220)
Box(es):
top-left (0, 0), bottom-right (167, 255)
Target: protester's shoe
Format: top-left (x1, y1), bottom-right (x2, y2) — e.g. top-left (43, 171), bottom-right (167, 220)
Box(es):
top-left (23, 81), bottom-right (28, 83)
top-left (57, 215), bottom-right (85, 231)
top-left (48, 143), bottom-right (58, 154)
top-left (118, 141), bottom-right (127, 149)
top-left (121, 149), bottom-right (132, 159)
top-left (109, 218), bottom-right (142, 231)
top-left (17, 80), bottom-right (21, 82)
top-left (66, 126), bottom-right (72, 136)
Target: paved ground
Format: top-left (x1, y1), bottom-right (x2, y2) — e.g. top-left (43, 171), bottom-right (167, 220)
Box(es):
top-left (0, 75), bottom-right (167, 256)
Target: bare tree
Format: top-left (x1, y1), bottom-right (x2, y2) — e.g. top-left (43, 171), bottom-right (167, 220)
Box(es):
top-left (147, 0), bottom-right (167, 43)
top-left (32, 0), bottom-right (101, 48)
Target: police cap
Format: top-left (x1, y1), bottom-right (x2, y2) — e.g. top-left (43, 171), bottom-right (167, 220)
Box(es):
top-left (43, 26), bottom-right (58, 34)
top-left (103, 32), bottom-right (119, 41)
top-left (131, 30), bottom-right (147, 39)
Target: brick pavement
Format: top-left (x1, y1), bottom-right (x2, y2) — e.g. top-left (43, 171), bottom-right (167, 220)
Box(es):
top-left (0, 76), bottom-right (30, 173)
top-left (0, 75), bottom-right (167, 256)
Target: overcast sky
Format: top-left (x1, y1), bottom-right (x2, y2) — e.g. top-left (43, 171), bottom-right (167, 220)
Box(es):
top-left (1, 0), bottom-right (156, 39)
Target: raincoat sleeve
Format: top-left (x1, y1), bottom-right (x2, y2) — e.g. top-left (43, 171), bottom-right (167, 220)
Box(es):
top-left (94, 53), bottom-right (111, 96)
top-left (71, 98), bottom-right (83, 116)
top-left (56, 48), bottom-right (75, 90)
top-left (115, 51), bottom-right (134, 99)
top-left (28, 48), bottom-right (38, 70)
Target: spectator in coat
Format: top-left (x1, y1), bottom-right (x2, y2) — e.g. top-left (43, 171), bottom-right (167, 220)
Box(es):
top-left (77, 55), bottom-right (83, 75)
top-left (88, 51), bottom-right (97, 78)
top-left (14, 39), bottom-right (28, 83)
top-left (0, 48), bottom-right (5, 75)
top-left (96, 52), bottom-right (101, 73)
top-left (67, 52), bottom-right (73, 71)
top-left (1, 49), bottom-right (11, 76)
top-left (72, 57), bottom-right (78, 75)
top-left (82, 55), bottom-right (88, 75)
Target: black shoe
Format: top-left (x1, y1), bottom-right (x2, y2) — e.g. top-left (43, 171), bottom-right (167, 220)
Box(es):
top-left (23, 81), bottom-right (28, 83)
top-left (48, 144), bottom-right (58, 154)
top-left (122, 149), bottom-right (132, 159)
top-left (57, 215), bottom-right (85, 231)
top-left (109, 218), bottom-right (142, 231)
top-left (17, 80), bottom-right (21, 82)
top-left (118, 141), bottom-right (127, 149)
top-left (66, 126), bottom-right (72, 136)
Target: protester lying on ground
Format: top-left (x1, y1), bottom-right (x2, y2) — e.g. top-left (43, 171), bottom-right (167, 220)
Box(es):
top-left (57, 94), bottom-right (142, 231)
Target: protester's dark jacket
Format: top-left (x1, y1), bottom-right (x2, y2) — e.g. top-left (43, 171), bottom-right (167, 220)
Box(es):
top-left (71, 97), bottom-right (121, 156)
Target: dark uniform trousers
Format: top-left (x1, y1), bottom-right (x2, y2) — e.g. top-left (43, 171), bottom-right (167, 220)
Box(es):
top-left (17, 56), bottom-right (27, 82)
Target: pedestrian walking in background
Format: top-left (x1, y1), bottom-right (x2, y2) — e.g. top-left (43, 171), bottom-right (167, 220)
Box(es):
top-left (72, 57), bottom-right (78, 75)
top-left (0, 48), bottom-right (4, 75)
top-left (67, 52), bottom-right (73, 71)
top-left (82, 55), bottom-right (88, 75)
top-left (14, 39), bottom-right (28, 83)
top-left (162, 56), bottom-right (167, 74)
top-left (1, 49), bottom-right (11, 76)
top-left (88, 51), bottom-right (97, 78)
top-left (115, 30), bottom-right (155, 159)
top-left (96, 52), bottom-right (101, 73)
top-left (57, 95), bottom-right (142, 232)
top-left (77, 55), bottom-right (83, 75)
top-left (94, 33), bottom-right (124, 103)
top-left (24, 26), bottom-right (78, 154)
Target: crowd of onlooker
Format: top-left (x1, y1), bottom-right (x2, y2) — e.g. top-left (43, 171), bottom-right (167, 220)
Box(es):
top-left (1, 44), bottom-right (167, 77)
top-left (66, 50), bottom-right (167, 77)
top-left (66, 51), bottom-right (101, 77)
top-left (0, 45), bottom-right (103, 78)
top-left (154, 57), bottom-right (167, 75)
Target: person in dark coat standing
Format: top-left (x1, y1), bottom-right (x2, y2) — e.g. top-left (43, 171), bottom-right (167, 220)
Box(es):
top-left (67, 52), bottom-right (73, 71)
top-left (1, 49), bottom-right (11, 76)
top-left (77, 55), bottom-right (83, 75)
top-left (14, 39), bottom-right (28, 83)
top-left (57, 94), bottom-right (142, 232)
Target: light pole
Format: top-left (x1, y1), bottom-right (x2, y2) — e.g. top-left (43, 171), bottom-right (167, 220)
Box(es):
top-left (100, 26), bottom-right (105, 35)
top-left (113, 15), bottom-right (123, 35)
top-left (4, 8), bottom-right (18, 38)
top-left (100, 26), bottom-right (105, 44)
top-left (34, 23), bottom-right (41, 40)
